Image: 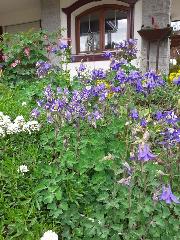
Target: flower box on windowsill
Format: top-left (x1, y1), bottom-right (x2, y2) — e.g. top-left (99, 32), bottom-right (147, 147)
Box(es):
top-left (171, 33), bottom-right (180, 47)
top-left (138, 27), bottom-right (172, 42)
top-left (71, 53), bottom-right (108, 62)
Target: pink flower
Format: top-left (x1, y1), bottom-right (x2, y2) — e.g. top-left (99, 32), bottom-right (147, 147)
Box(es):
top-left (2, 55), bottom-right (8, 61)
top-left (11, 60), bottom-right (21, 68)
top-left (24, 47), bottom-right (30, 57)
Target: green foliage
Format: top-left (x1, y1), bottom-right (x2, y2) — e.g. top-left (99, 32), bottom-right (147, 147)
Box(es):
top-left (1, 78), bottom-right (180, 239)
top-left (0, 33), bottom-right (180, 240)
top-left (0, 31), bottom-right (48, 83)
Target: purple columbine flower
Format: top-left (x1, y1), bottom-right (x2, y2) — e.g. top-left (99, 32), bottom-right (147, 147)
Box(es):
top-left (159, 185), bottom-right (180, 204)
top-left (115, 69), bottom-right (127, 84)
top-left (59, 42), bottom-right (68, 50)
top-left (47, 115), bottom-right (53, 123)
top-left (117, 176), bottom-right (131, 186)
top-left (44, 85), bottom-right (53, 99)
top-left (36, 61), bottom-right (44, 68)
top-left (93, 110), bottom-right (102, 120)
top-left (130, 109), bottom-right (139, 120)
top-left (159, 127), bottom-right (180, 146)
top-left (51, 47), bottom-right (58, 53)
top-left (57, 87), bottom-right (63, 94)
top-left (51, 99), bottom-right (65, 112)
top-left (36, 61), bottom-right (51, 78)
top-left (110, 60), bottom-right (121, 71)
top-left (103, 51), bottom-right (112, 59)
top-left (137, 143), bottom-right (156, 162)
top-left (111, 86), bottom-right (121, 93)
top-left (91, 69), bottom-right (106, 80)
top-left (140, 118), bottom-right (147, 127)
top-left (155, 111), bottom-right (164, 121)
top-left (173, 76), bottom-right (180, 85)
top-left (78, 63), bottom-right (86, 72)
top-left (143, 71), bottom-right (165, 94)
top-left (122, 162), bottom-right (133, 176)
top-left (173, 128), bottom-right (180, 143)
top-left (164, 111), bottom-right (179, 125)
top-left (37, 100), bottom-right (44, 107)
top-left (31, 108), bottom-right (40, 118)
top-left (64, 88), bottom-right (69, 95)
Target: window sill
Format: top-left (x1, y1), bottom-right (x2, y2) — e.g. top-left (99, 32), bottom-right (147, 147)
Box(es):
top-left (71, 53), bottom-right (108, 62)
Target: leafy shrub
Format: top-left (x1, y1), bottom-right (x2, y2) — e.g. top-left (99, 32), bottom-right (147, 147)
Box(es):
top-left (0, 30), bottom-right (71, 85)
top-left (0, 31), bottom-right (48, 83)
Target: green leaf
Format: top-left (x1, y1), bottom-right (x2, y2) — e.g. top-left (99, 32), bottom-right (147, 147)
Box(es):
top-left (55, 190), bottom-right (62, 200)
top-left (43, 194), bottom-right (54, 204)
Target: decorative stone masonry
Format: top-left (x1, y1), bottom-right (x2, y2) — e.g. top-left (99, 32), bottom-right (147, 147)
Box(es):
top-left (41, 0), bottom-right (60, 32)
top-left (140, 0), bottom-right (171, 74)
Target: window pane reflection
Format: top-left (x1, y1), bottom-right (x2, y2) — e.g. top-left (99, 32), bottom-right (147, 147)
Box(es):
top-left (80, 13), bottom-right (100, 52)
top-left (105, 10), bottom-right (127, 49)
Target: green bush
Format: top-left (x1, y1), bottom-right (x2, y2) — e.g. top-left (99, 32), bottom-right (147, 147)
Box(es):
top-left (0, 31), bottom-right (49, 84)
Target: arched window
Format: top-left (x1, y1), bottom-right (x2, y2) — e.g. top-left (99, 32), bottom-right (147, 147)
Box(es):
top-left (75, 4), bottom-right (130, 54)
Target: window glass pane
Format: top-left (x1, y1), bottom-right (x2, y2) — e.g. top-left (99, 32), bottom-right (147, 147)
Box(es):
top-left (105, 10), bottom-right (127, 49)
top-left (80, 13), bottom-right (100, 52)
top-left (171, 21), bottom-right (180, 32)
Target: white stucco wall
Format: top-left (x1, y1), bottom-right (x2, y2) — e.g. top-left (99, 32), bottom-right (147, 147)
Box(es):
top-left (171, 0), bottom-right (180, 21)
top-left (67, 60), bottom-right (111, 78)
top-left (0, 0), bottom-right (41, 26)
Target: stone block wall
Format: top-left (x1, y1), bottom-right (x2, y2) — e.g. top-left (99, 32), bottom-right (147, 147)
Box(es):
top-left (140, 0), bottom-right (171, 74)
top-left (41, 0), bottom-right (60, 32)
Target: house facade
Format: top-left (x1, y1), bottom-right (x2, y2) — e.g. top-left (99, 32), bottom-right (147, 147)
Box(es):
top-left (0, 0), bottom-right (180, 74)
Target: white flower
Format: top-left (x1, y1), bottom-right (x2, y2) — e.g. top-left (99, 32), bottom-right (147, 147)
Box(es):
top-left (3, 115), bottom-right (11, 123)
top-left (143, 130), bottom-right (150, 141)
top-left (6, 123), bottom-right (20, 134)
top-left (18, 165), bottom-right (29, 174)
top-left (22, 102), bottom-right (27, 106)
top-left (0, 112), bottom-right (40, 138)
top-left (40, 230), bottom-right (58, 240)
top-left (0, 115), bottom-right (11, 128)
top-left (87, 218), bottom-right (95, 223)
top-left (23, 121), bottom-right (40, 133)
top-left (0, 120), bottom-right (5, 128)
top-left (103, 153), bottom-right (114, 161)
top-left (0, 127), bottom-right (5, 137)
top-left (168, 128), bottom-right (174, 134)
top-left (125, 121), bottom-right (130, 126)
top-left (14, 116), bottom-right (25, 127)
top-left (86, 86), bottom-right (91, 91)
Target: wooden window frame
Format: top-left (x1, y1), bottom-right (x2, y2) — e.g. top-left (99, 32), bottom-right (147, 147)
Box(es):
top-left (75, 4), bottom-right (130, 55)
